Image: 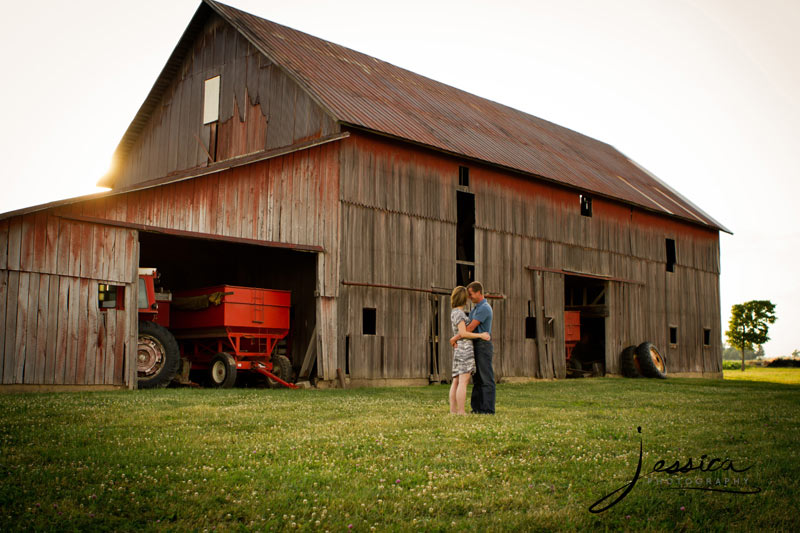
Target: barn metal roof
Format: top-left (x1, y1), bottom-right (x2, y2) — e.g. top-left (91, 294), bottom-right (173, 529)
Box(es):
top-left (101, 0), bottom-right (728, 233)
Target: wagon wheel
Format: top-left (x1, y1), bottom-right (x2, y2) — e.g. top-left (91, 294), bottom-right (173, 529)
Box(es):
top-left (267, 354), bottom-right (294, 388)
top-left (208, 352), bottom-right (237, 388)
top-left (620, 345), bottom-right (642, 378)
top-left (137, 321), bottom-right (180, 389)
top-left (635, 342), bottom-right (667, 379)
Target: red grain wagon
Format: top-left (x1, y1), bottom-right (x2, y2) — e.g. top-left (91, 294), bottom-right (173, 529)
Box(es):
top-left (169, 285), bottom-right (297, 389)
top-left (137, 269), bottom-right (296, 390)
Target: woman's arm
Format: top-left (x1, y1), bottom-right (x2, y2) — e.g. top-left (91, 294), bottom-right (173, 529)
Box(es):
top-left (457, 320), bottom-right (490, 340)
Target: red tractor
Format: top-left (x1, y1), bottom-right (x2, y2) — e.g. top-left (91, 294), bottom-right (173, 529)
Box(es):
top-left (136, 268), bottom-right (296, 389)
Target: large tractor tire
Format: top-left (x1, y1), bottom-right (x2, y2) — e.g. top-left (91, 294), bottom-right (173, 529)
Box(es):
top-left (208, 352), bottom-right (237, 389)
top-left (635, 342), bottom-right (667, 379)
top-left (267, 354), bottom-right (294, 388)
top-left (137, 321), bottom-right (181, 389)
top-left (620, 345), bottom-right (642, 378)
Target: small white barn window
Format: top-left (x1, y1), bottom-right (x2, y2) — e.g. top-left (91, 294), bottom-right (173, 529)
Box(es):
top-left (203, 76), bottom-right (221, 124)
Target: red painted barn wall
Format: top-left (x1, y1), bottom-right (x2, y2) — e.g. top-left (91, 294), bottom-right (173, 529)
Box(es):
top-left (338, 130), bottom-right (722, 380)
top-left (0, 216), bottom-right (137, 387)
top-left (1, 142), bottom-right (341, 385)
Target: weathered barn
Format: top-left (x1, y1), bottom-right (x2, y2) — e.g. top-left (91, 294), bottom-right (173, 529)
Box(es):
top-left (0, 0), bottom-right (728, 390)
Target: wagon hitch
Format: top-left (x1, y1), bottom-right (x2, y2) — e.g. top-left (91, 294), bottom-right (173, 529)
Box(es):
top-left (253, 365), bottom-right (299, 389)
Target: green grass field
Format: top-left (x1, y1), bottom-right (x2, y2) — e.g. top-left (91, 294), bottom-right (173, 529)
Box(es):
top-left (723, 366), bottom-right (800, 385)
top-left (2, 376), bottom-right (799, 532)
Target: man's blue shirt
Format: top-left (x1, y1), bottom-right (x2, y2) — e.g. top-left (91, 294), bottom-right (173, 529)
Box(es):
top-left (469, 299), bottom-right (493, 335)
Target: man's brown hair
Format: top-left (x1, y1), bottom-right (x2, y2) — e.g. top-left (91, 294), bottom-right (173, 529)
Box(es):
top-left (466, 281), bottom-right (484, 295)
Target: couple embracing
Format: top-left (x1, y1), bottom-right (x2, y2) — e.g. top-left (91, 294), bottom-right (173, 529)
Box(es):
top-left (448, 281), bottom-right (495, 415)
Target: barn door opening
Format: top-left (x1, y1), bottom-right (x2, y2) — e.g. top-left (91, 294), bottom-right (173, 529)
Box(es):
top-left (564, 275), bottom-right (608, 377)
top-left (137, 231), bottom-right (317, 387)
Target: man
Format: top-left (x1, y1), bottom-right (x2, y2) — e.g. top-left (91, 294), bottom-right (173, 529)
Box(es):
top-left (451, 281), bottom-right (495, 414)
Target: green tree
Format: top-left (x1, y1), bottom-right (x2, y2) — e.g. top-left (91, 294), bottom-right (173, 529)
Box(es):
top-left (725, 300), bottom-right (776, 371)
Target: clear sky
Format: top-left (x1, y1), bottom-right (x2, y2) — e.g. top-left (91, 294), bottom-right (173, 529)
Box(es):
top-left (2, 0), bottom-right (798, 356)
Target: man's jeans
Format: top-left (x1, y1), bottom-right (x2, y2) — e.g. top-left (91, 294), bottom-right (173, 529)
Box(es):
top-left (470, 339), bottom-right (495, 414)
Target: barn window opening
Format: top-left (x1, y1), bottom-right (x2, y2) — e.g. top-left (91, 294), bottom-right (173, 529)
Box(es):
top-left (456, 190), bottom-right (475, 286)
top-left (703, 328), bottom-right (711, 347)
top-left (669, 326), bottom-right (678, 345)
top-left (204, 76), bottom-right (221, 162)
top-left (363, 308), bottom-right (377, 335)
top-left (666, 238), bottom-right (676, 272)
top-left (345, 335), bottom-right (350, 374)
top-left (99, 284), bottom-right (125, 310)
top-left (203, 76), bottom-right (221, 124)
top-left (459, 166), bottom-right (470, 187)
top-left (525, 300), bottom-right (536, 339)
top-left (580, 194), bottom-right (592, 217)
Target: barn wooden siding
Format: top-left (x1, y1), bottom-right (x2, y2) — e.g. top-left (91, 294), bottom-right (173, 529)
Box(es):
top-left (476, 169), bottom-right (722, 378)
top-left (338, 131), bottom-right (721, 381)
top-left (1, 142), bottom-right (341, 385)
top-left (0, 216), bottom-right (137, 387)
top-left (111, 13), bottom-right (337, 189)
top-left (338, 132), bottom-right (457, 382)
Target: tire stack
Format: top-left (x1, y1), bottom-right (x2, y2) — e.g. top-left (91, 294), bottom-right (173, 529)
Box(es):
top-left (620, 342), bottom-right (667, 379)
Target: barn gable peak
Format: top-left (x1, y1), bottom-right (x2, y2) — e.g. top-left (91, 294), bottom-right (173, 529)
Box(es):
top-left (99, 0), bottom-right (337, 189)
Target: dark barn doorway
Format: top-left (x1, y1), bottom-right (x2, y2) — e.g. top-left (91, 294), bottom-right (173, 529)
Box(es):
top-left (138, 232), bottom-right (318, 383)
top-left (564, 275), bottom-right (608, 377)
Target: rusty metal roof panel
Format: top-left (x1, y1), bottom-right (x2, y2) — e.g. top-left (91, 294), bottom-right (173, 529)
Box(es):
top-left (206, 1), bottom-right (729, 232)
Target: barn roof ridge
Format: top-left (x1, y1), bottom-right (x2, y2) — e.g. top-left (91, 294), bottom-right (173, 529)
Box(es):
top-left (99, 0), bottom-right (728, 233)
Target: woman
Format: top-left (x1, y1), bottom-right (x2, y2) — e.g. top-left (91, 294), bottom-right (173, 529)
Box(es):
top-left (449, 286), bottom-right (490, 415)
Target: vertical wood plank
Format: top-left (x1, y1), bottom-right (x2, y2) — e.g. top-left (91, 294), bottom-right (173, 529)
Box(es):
top-left (95, 306), bottom-right (107, 385)
top-left (3, 271), bottom-right (20, 383)
top-left (55, 218), bottom-right (72, 276)
top-left (31, 212), bottom-right (48, 273)
top-left (18, 215), bottom-right (35, 272)
top-left (0, 270), bottom-right (8, 382)
top-left (114, 296), bottom-right (128, 385)
top-left (68, 220), bottom-right (82, 278)
top-left (44, 272), bottom-right (60, 384)
top-left (104, 309), bottom-right (117, 385)
top-left (13, 272), bottom-right (31, 383)
top-left (75, 278), bottom-right (90, 384)
top-left (22, 273), bottom-right (40, 383)
top-left (64, 277), bottom-right (80, 384)
top-left (34, 274), bottom-right (50, 384)
top-left (85, 281), bottom-right (99, 385)
top-left (129, 238), bottom-right (140, 388)
top-left (6, 216), bottom-right (22, 271)
top-left (53, 276), bottom-right (71, 385)
top-left (0, 218), bottom-right (8, 270)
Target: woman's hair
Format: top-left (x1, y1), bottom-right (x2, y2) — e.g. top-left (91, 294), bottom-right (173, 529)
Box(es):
top-left (451, 286), bottom-right (468, 308)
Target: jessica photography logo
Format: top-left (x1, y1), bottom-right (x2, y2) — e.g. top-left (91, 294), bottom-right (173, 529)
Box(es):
top-left (589, 426), bottom-right (761, 513)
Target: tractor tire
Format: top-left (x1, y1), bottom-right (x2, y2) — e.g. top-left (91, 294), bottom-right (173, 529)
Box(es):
top-left (620, 345), bottom-right (641, 378)
top-left (635, 342), bottom-right (667, 379)
top-left (208, 352), bottom-right (237, 388)
top-left (137, 321), bottom-right (181, 389)
top-left (267, 354), bottom-right (294, 388)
